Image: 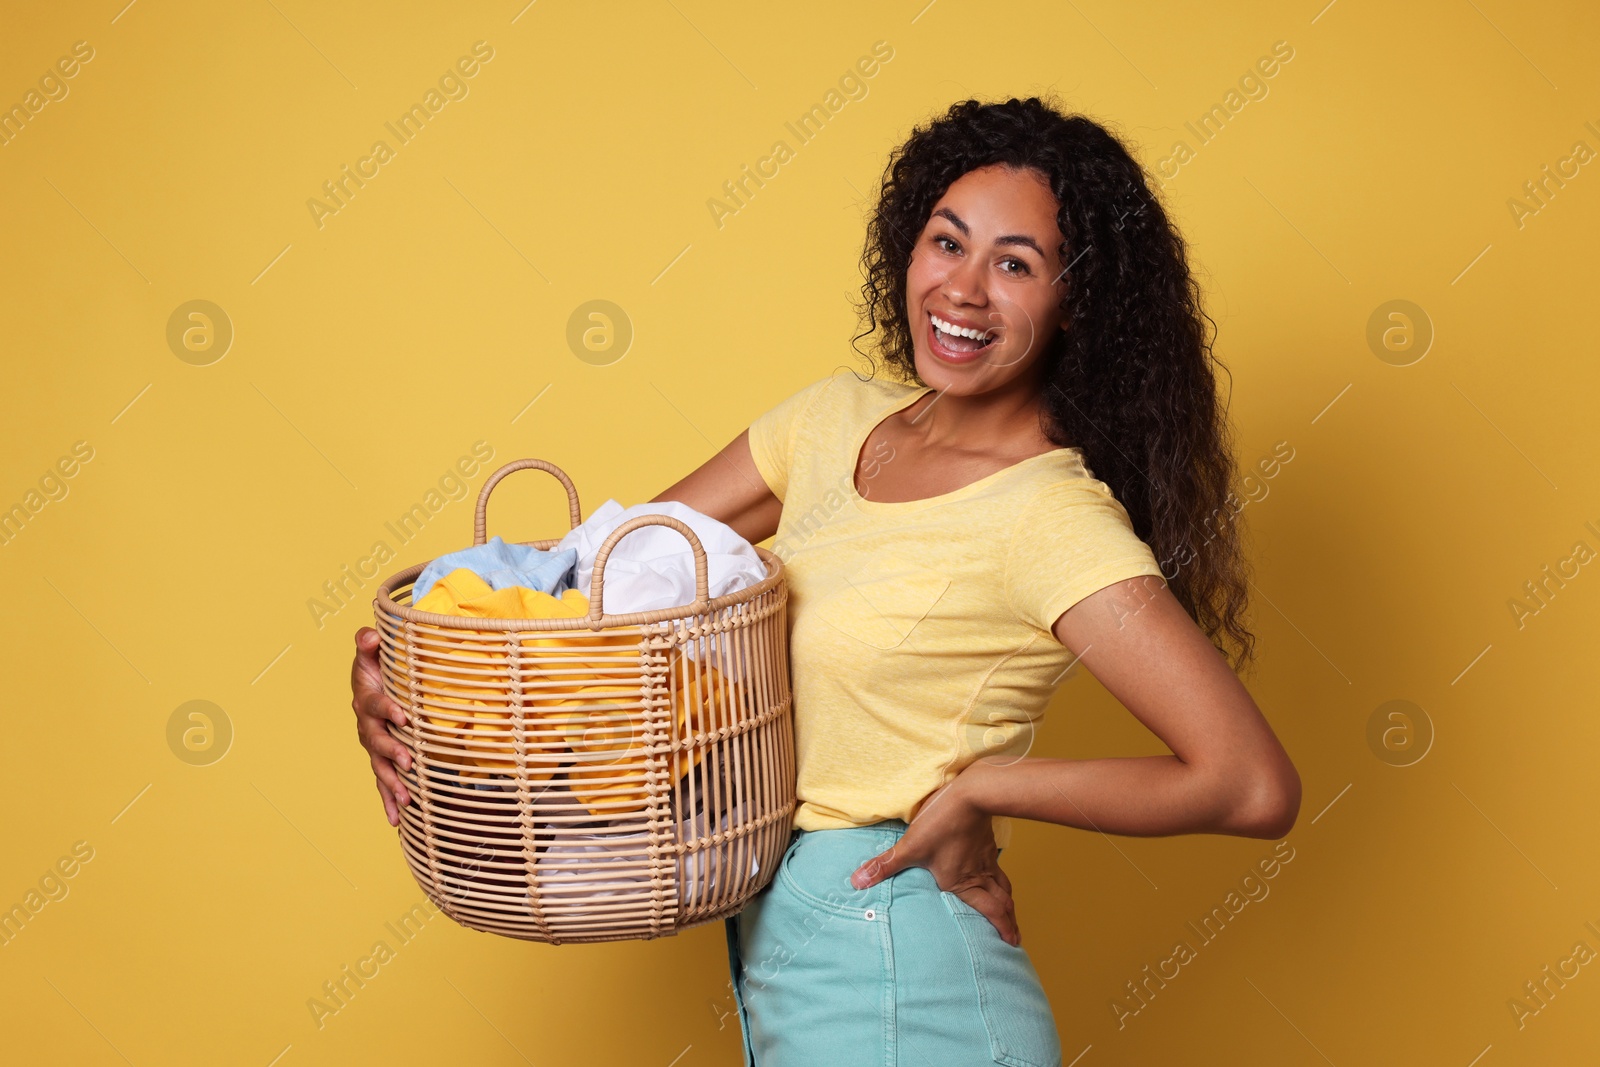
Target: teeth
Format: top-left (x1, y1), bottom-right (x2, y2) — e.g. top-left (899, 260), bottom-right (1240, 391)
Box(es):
top-left (930, 313), bottom-right (994, 342)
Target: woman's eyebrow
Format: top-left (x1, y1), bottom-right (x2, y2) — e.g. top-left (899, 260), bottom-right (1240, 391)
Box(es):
top-left (932, 207), bottom-right (1045, 258)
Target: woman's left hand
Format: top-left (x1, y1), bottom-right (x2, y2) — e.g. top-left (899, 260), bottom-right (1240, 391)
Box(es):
top-left (848, 762), bottom-right (1021, 946)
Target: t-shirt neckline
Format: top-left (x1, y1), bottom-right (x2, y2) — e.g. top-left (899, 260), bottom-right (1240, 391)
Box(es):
top-left (847, 383), bottom-right (1081, 511)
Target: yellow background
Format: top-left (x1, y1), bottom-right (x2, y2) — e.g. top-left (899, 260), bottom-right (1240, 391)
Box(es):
top-left (3, 0), bottom-right (1598, 1062)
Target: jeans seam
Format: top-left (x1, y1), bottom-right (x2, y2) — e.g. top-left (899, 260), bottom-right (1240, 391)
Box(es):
top-left (941, 890), bottom-right (1052, 1067)
top-left (723, 915), bottom-right (757, 1067)
top-left (882, 870), bottom-right (896, 1067)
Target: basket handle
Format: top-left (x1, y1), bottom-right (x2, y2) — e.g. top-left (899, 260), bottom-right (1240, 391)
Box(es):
top-left (586, 514), bottom-right (710, 628)
top-left (473, 459), bottom-right (583, 546)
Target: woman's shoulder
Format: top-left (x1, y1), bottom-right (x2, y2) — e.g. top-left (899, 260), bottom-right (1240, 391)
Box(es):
top-left (828, 366), bottom-right (928, 417)
top-left (771, 366), bottom-right (924, 423)
top-left (812, 365), bottom-right (921, 398)
top-left (1003, 450), bottom-right (1127, 511)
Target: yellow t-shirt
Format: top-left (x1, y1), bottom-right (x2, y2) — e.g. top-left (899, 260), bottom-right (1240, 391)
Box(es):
top-left (747, 369), bottom-right (1167, 849)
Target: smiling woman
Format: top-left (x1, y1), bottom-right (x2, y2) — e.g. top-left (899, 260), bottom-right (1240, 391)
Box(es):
top-left (855, 100), bottom-right (1256, 658)
top-left (345, 94), bottom-right (1302, 1067)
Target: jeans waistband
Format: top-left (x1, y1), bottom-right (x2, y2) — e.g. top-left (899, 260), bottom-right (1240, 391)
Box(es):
top-left (793, 819), bottom-right (910, 846)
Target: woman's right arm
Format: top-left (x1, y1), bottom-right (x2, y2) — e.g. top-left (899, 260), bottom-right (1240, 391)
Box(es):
top-left (648, 428), bottom-right (783, 545)
top-left (348, 430), bottom-right (781, 825)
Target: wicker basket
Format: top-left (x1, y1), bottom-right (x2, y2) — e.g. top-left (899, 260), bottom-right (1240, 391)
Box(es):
top-left (372, 459), bottom-right (794, 944)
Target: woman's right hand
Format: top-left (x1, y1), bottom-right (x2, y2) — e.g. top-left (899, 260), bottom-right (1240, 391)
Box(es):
top-left (351, 626), bottom-right (412, 826)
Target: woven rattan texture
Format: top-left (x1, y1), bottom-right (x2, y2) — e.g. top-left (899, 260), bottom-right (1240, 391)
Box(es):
top-left (373, 460), bottom-right (795, 944)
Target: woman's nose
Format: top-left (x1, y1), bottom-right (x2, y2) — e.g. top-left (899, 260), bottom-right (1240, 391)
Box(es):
top-left (940, 254), bottom-right (988, 306)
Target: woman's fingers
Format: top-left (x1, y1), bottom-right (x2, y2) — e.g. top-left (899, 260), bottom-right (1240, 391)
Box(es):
top-left (358, 715), bottom-right (411, 785)
top-left (355, 689), bottom-right (406, 730)
top-left (351, 627), bottom-right (380, 690)
top-left (1003, 898), bottom-right (1021, 947)
top-left (359, 716), bottom-right (413, 772)
top-left (851, 843), bottom-right (910, 889)
top-left (369, 750), bottom-right (411, 809)
top-left (356, 698), bottom-right (412, 808)
top-left (352, 627), bottom-right (415, 822)
top-left (375, 777), bottom-right (400, 826)
top-left (985, 863), bottom-right (1018, 942)
top-left (960, 883), bottom-right (1022, 947)
top-left (352, 628), bottom-right (407, 726)
top-left (359, 681), bottom-right (406, 728)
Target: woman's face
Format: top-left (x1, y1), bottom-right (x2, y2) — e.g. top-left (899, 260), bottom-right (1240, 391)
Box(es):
top-left (905, 163), bottom-right (1070, 398)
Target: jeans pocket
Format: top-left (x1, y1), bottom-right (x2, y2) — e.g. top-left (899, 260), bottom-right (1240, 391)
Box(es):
top-left (775, 829), bottom-right (887, 919)
top-left (736, 854), bottom-right (892, 1063)
top-left (940, 890), bottom-right (1063, 1067)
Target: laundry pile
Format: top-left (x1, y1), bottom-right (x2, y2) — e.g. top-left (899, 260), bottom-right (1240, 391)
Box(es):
top-left (536, 787), bottom-right (759, 905)
top-left (402, 499), bottom-right (767, 900)
top-left (412, 498), bottom-right (769, 616)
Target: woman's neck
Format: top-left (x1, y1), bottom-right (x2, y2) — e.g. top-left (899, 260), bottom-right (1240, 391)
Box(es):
top-left (906, 365), bottom-right (1058, 456)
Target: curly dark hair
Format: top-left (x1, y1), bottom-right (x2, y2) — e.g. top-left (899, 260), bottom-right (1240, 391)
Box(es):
top-left (852, 95), bottom-right (1256, 671)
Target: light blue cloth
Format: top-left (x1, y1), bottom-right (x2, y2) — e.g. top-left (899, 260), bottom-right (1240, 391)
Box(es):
top-left (411, 536), bottom-right (577, 602)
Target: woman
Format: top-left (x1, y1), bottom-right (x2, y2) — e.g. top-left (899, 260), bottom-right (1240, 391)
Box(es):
top-left (349, 97), bottom-right (1300, 1065)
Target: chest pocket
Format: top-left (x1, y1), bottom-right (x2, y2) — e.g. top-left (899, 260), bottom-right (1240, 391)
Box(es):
top-left (813, 552), bottom-right (950, 650)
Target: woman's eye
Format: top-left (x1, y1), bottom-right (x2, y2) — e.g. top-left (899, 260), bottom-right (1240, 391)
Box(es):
top-left (929, 235), bottom-right (1029, 275)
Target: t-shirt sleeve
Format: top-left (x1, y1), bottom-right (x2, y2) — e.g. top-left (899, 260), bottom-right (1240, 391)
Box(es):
top-left (745, 375), bottom-right (834, 501)
top-left (1004, 478), bottom-right (1167, 634)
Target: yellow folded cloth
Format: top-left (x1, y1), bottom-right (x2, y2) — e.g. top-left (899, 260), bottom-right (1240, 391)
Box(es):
top-left (554, 659), bottom-right (737, 815)
top-left (414, 567), bottom-right (586, 621)
top-left (399, 567), bottom-right (740, 810)
top-left (403, 569), bottom-right (627, 778)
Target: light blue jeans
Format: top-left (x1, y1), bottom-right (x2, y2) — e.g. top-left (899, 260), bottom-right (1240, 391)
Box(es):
top-left (723, 820), bottom-right (1063, 1066)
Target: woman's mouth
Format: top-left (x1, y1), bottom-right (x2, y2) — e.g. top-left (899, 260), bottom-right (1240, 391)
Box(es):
top-left (927, 311), bottom-right (999, 362)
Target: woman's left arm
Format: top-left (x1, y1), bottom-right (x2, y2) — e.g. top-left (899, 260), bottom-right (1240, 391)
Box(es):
top-left (850, 575), bottom-right (1301, 944)
top-left (956, 574), bottom-right (1300, 838)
